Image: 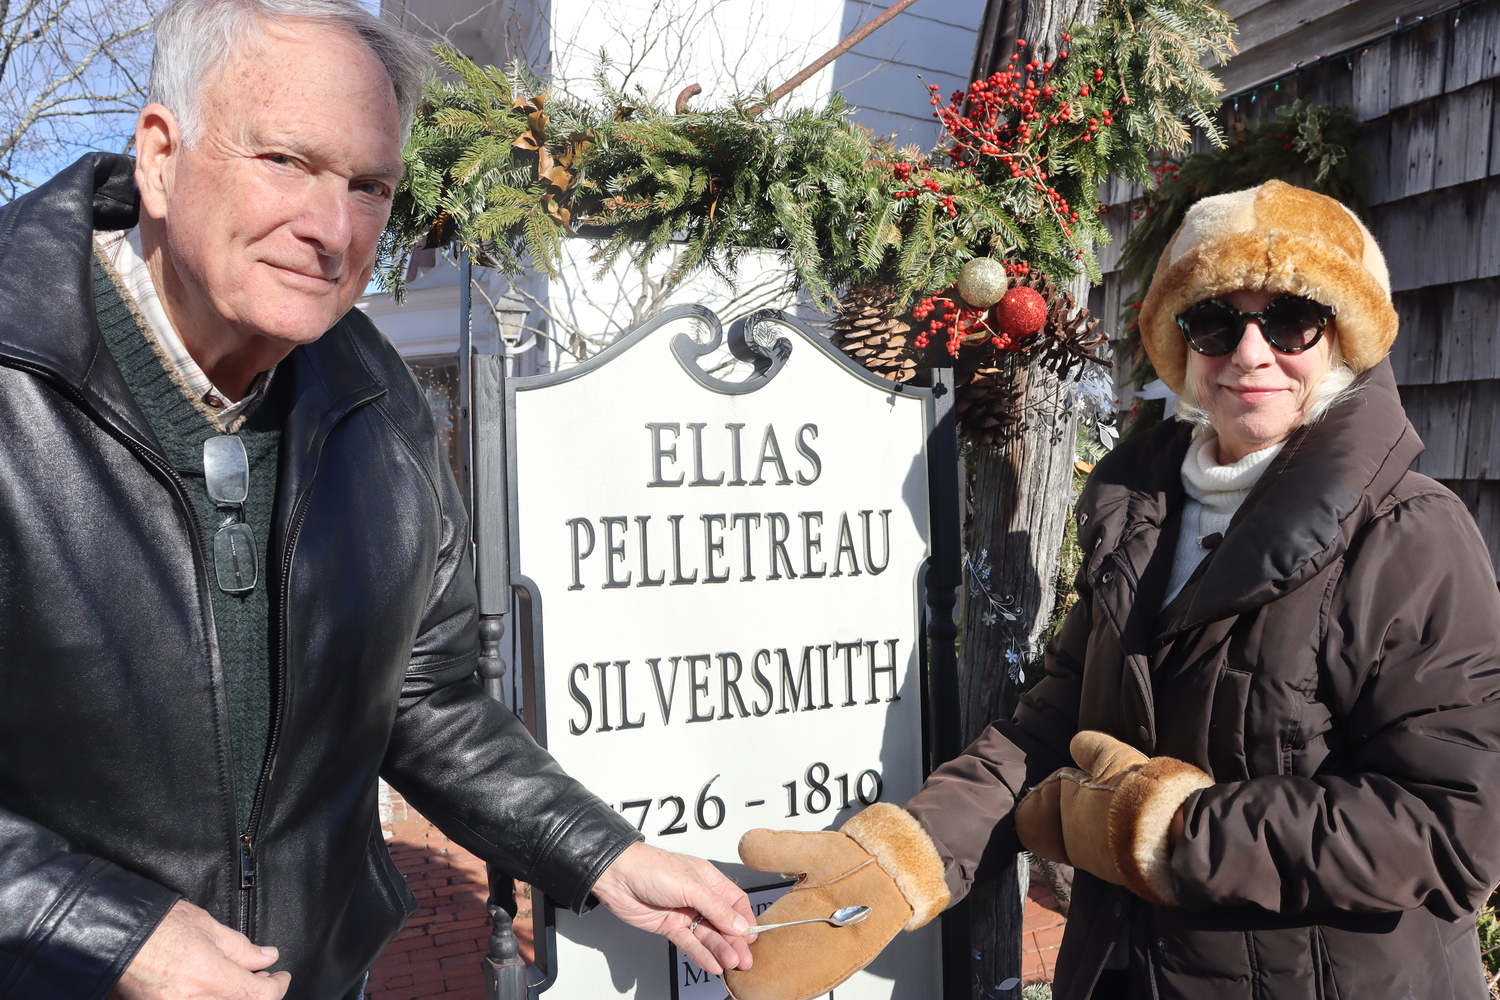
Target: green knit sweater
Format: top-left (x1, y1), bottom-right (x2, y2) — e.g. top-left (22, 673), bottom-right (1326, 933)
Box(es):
top-left (94, 258), bottom-right (281, 831)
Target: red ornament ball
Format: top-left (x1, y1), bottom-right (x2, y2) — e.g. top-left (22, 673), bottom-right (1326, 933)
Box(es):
top-left (994, 286), bottom-right (1048, 337)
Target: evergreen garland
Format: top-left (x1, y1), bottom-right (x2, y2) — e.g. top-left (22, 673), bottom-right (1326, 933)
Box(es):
top-left (379, 0), bottom-right (1234, 323)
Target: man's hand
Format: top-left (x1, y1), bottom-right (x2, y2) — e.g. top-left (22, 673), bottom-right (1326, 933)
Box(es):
top-left (590, 842), bottom-right (756, 975)
top-left (111, 899), bottom-right (291, 1000)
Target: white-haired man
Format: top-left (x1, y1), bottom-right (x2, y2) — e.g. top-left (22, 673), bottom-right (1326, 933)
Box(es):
top-left (0, 2), bottom-right (753, 998)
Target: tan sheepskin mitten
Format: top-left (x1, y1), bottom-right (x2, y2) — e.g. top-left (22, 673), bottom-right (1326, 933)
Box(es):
top-left (723, 803), bottom-right (949, 1000)
top-left (1014, 731), bottom-right (1212, 906)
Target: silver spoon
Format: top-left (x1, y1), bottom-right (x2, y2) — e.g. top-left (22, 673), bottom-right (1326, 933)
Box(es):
top-left (748, 905), bottom-right (871, 934)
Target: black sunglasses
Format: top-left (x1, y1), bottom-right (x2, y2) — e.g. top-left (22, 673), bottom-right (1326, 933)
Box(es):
top-left (1175, 295), bottom-right (1335, 357)
top-left (204, 435), bottom-right (257, 595)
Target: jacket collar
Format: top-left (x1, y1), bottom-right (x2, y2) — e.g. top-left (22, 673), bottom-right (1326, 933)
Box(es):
top-left (0, 153), bottom-right (385, 468)
top-left (0, 154), bottom-right (157, 448)
top-left (1159, 359), bottom-right (1421, 633)
top-left (276, 316), bottom-right (386, 491)
top-left (1081, 417), bottom-right (1192, 581)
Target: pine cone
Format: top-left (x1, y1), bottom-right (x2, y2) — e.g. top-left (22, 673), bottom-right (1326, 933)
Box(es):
top-left (953, 351), bottom-right (1022, 449)
top-left (831, 284), bottom-right (918, 384)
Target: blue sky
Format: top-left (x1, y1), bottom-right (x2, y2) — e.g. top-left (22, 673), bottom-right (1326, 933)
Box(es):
top-left (6, 0), bottom-right (385, 198)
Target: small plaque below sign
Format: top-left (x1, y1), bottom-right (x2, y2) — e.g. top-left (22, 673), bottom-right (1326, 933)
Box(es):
top-left (669, 882), bottom-right (833, 1000)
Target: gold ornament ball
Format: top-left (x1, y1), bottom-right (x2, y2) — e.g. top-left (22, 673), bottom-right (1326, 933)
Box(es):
top-left (957, 257), bottom-right (1009, 308)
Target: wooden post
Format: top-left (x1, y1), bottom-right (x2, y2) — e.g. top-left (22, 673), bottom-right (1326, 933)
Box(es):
top-left (957, 1), bottom-right (1097, 995)
top-left (957, 354), bottom-right (1079, 993)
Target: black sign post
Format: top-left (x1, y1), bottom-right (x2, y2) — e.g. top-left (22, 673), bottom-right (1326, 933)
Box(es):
top-left (917, 366), bottom-right (969, 1000)
top-left (454, 250), bottom-right (529, 1000)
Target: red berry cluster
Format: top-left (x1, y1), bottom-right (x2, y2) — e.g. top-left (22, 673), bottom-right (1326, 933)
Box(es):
top-left (913, 292), bottom-right (1014, 356)
top-left (920, 35), bottom-right (1125, 243)
top-left (890, 166), bottom-right (958, 217)
top-left (1080, 70), bottom-right (1117, 144)
top-left (1151, 159), bottom-right (1181, 184)
top-left (1131, 159), bottom-right (1181, 220)
top-left (896, 34), bottom-right (1130, 359)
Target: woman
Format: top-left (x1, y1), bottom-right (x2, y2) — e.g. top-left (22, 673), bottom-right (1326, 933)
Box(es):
top-left (724, 180), bottom-right (1500, 1000)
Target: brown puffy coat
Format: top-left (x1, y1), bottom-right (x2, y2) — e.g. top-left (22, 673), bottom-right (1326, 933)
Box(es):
top-left (906, 361), bottom-right (1500, 999)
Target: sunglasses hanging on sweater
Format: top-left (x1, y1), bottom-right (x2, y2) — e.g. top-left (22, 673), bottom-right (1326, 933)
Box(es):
top-left (1175, 294), bottom-right (1335, 357)
top-left (203, 435), bottom-right (257, 594)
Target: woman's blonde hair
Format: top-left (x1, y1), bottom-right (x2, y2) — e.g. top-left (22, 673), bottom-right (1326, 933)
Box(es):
top-left (1173, 334), bottom-right (1361, 433)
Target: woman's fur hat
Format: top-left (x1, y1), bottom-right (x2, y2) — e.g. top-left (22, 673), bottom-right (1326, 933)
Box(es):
top-left (1137, 179), bottom-right (1398, 392)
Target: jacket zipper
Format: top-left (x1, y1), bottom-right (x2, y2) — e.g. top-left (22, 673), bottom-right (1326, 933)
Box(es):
top-left (238, 483), bottom-right (315, 936)
top-left (9, 358), bottom-right (387, 938)
top-left (238, 379), bottom-right (387, 930)
top-left (240, 834), bottom-right (256, 887)
top-left (1, 363), bottom-right (252, 914)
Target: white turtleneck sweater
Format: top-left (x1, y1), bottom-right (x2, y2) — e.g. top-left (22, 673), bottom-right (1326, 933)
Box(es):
top-left (1162, 434), bottom-right (1284, 608)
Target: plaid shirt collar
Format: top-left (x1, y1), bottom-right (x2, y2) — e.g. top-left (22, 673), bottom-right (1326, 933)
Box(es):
top-left (93, 228), bottom-right (273, 427)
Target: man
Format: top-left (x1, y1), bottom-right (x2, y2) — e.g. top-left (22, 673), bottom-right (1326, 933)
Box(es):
top-left (0, 2), bottom-right (754, 998)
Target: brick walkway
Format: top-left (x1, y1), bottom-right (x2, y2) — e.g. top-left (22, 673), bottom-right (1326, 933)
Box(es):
top-left (1022, 878), bottom-right (1067, 985)
top-left (369, 787), bottom-right (1065, 996)
top-left (368, 786), bottom-right (534, 1000)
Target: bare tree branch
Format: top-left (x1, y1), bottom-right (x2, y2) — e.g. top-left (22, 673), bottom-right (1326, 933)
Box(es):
top-left (0, 21), bottom-right (152, 158)
top-left (468, 242), bottom-right (795, 378)
top-left (0, 0), bottom-right (157, 199)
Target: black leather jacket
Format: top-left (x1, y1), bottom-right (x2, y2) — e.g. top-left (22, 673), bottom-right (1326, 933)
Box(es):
top-left (0, 155), bottom-right (639, 1000)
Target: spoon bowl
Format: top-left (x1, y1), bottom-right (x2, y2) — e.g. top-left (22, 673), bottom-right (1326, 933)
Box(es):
top-left (749, 905), bottom-right (871, 935)
top-left (829, 905), bottom-right (871, 925)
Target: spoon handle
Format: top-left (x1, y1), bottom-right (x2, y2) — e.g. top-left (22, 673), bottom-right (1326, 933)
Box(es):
top-left (748, 917), bottom-right (841, 933)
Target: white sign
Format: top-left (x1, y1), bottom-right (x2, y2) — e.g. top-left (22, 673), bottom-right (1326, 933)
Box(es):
top-left (508, 307), bottom-right (940, 999)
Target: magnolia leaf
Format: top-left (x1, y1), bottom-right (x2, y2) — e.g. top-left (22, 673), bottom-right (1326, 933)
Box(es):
top-left (540, 164), bottom-right (575, 192)
top-left (540, 190), bottom-right (573, 227)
